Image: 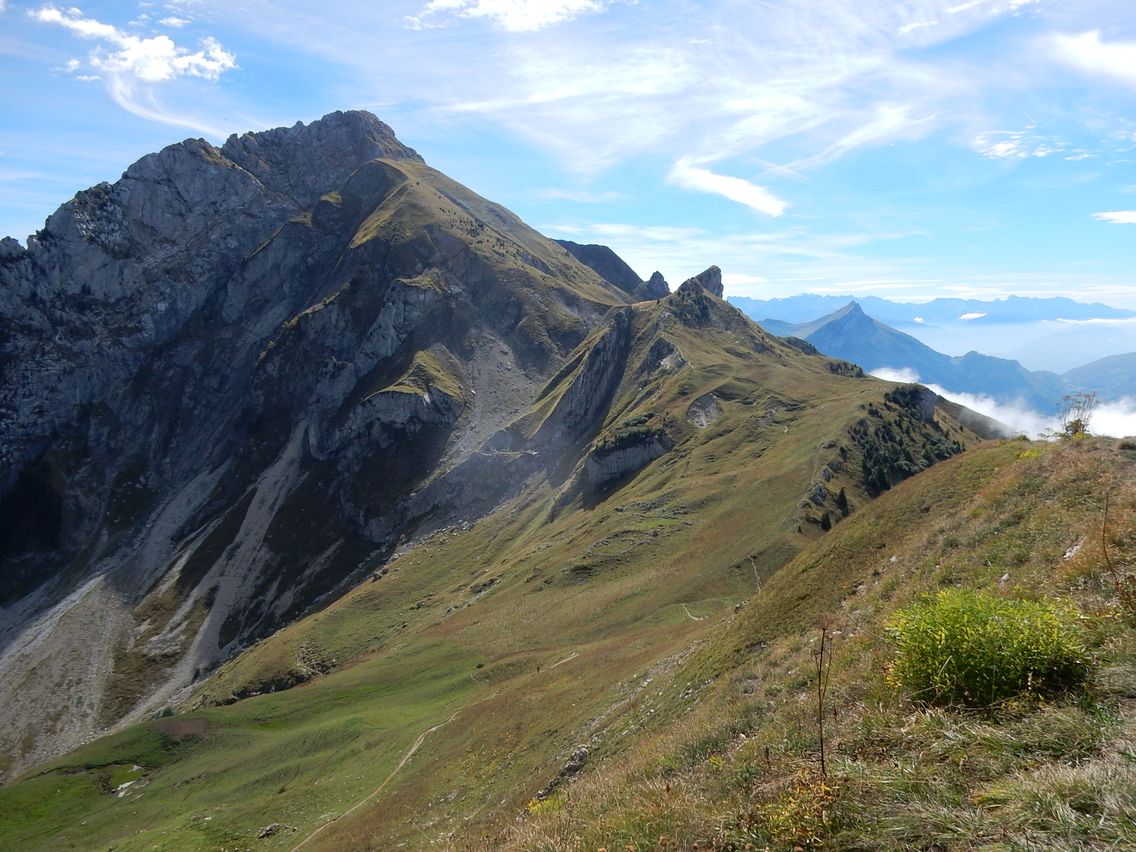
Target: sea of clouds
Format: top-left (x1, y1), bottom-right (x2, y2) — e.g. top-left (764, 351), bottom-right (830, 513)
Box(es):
top-left (870, 368), bottom-right (1136, 439)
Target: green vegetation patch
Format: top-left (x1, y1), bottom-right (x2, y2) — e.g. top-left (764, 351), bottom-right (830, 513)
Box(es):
top-left (886, 589), bottom-right (1090, 706)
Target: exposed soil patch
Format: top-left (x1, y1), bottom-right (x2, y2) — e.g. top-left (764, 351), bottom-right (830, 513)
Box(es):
top-left (152, 716), bottom-right (212, 740)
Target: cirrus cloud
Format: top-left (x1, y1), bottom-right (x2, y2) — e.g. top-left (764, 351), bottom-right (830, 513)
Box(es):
top-left (407, 0), bottom-right (617, 32)
top-left (1093, 210), bottom-right (1136, 224)
top-left (668, 157), bottom-right (787, 217)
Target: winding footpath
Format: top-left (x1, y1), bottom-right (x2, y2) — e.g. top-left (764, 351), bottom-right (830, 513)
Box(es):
top-left (290, 692), bottom-right (497, 850)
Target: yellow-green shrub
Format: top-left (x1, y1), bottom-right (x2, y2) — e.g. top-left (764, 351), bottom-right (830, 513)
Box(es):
top-left (886, 589), bottom-right (1089, 707)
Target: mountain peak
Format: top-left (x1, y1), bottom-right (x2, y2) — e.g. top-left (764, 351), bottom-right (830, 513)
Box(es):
top-left (217, 110), bottom-right (423, 207)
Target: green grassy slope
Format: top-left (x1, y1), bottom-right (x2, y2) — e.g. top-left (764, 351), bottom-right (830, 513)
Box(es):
top-left (497, 437), bottom-right (1136, 850)
top-left (0, 289), bottom-right (987, 850)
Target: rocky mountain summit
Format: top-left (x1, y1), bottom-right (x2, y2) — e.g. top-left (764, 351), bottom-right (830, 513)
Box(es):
top-left (0, 111), bottom-right (632, 774)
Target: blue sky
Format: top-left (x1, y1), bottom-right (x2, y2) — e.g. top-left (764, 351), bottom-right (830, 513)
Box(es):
top-left (2, 0), bottom-right (1135, 306)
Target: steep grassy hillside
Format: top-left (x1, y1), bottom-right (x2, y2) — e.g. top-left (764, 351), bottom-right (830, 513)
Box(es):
top-left (0, 283), bottom-right (985, 849)
top-left (497, 437), bottom-right (1136, 850)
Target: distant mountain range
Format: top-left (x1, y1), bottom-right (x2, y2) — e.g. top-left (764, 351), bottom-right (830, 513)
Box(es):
top-left (731, 293), bottom-right (1136, 326)
top-left (731, 293), bottom-right (1136, 374)
top-left (755, 301), bottom-right (1134, 413)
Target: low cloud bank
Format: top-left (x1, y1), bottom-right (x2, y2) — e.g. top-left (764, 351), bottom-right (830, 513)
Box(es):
top-left (870, 368), bottom-right (1136, 439)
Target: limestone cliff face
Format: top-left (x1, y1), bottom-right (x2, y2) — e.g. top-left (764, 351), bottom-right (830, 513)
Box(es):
top-left (0, 111), bottom-right (627, 776)
top-left (582, 429), bottom-right (673, 487)
top-left (533, 308), bottom-right (634, 447)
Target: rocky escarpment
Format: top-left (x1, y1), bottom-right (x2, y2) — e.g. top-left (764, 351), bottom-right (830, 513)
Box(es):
top-left (0, 111), bottom-right (630, 778)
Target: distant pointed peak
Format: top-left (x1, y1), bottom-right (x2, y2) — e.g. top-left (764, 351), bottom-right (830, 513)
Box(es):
top-left (642, 271), bottom-right (670, 299)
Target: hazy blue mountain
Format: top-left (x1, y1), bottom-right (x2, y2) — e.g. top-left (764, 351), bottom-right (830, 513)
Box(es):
top-left (761, 302), bottom-right (1068, 412)
top-left (1063, 353), bottom-right (1136, 402)
top-left (731, 294), bottom-right (1136, 326)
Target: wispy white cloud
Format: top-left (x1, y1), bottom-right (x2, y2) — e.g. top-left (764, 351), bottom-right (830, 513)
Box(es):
top-left (32, 6), bottom-right (236, 82)
top-left (1093, 210), bottom-right (1136, 224)
top-left (1052, 31), bottom-right (1136, 87)
top-left (542, 220), bottom-right (930, 295)
top-left (159, 16), bottom-right (192, 28)
top-left (793, 104), bottom-right (938, 170)
top-left (29, 5), bottom-right (236, 133)
top-left (1048, 316), bottom-right (1136, 327)
top-left (898, 20), bottom-right (938, 37)
top-left (973, 128), bottom-right (1066, 159)
top-left (407, 0), bottom-right (616, 32)
top-left (668, 157), bottom-right (787, 217)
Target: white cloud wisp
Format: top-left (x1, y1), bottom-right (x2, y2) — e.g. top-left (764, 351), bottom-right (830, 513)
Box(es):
top-left (1093, 210), bottom-right (1136, 224)
top-left (668, 158), bottom-right (787, 217)
top-left (31, 5), bottom-right (236, 133)
top-left (408, 0), bottom-right (615, 31)
top-left (1052, 31), bottom-right (1136, 88)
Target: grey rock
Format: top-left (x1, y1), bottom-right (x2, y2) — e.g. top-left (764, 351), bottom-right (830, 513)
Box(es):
top-left (536, 745), bottom-right (589, 800)
top-left (582, 430), bottom-right (673, 487)
top-left (642, 271), bottom-right (670, 299)
top-left (683, 265), bottom-right (723, 298)
top-left (686, 393), bottom-right (722, 428)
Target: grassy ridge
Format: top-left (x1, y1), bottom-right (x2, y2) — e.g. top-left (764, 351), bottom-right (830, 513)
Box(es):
top-left (496, 437), bottom-right (1136, 849)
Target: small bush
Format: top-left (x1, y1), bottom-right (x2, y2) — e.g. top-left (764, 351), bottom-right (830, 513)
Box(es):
top-left (886, 589), bottom-right (1089, 707)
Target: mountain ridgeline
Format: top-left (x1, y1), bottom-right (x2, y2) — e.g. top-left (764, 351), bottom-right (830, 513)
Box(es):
top-left (0, 111), bottom-right (989, 836)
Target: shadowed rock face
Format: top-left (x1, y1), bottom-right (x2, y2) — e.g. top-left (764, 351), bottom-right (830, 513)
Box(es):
top-left (0, 111), bottom-right (629, 775)
top-left (555, 240), bottom-right (643, 296)
top-left (642, 271), bottom-right (670, 300)
top-left (555, 240), bottom-right (671, 301)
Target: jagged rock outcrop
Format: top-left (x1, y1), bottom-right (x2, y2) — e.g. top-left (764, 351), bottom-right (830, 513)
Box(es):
top-left (686, 393), bottom-right (723, 427)
top-left (682, 265), bottom-right (723, 298)
top-left (581, 428), bottom-right (673, 488)
top-left (643, 270), bottom-right (670, 299)
top-left (530, 308), bottom-right (634, 448)
top-left (0, 111), bottom-right (630, 777)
